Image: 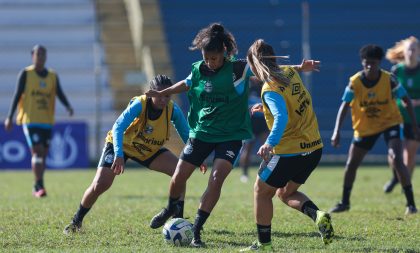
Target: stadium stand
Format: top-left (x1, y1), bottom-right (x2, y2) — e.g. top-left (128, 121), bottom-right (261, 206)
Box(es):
top-left (0, 0), bottom-right (116, 159)
top-left (158, 0), bottom-right (420, 162)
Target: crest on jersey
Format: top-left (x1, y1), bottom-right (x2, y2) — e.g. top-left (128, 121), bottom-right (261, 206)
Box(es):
top-left (204, 81), bottom-right (213, 93)
top-left (367, 91), bottom-right (376, 99)
top-left (39, 81), bottom-right (46, 88)
top-left (144, 124), bottom-right (153, 134)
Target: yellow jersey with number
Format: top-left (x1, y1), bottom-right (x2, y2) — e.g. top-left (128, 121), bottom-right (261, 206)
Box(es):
top-left (261, 67), bottom-right (323, 154)
top-left (105, 95), bottom-right (174, 161)
top-left (349, 70), bottom-right (402, 137)
top-left (16, 65), bottom-right (57, 125)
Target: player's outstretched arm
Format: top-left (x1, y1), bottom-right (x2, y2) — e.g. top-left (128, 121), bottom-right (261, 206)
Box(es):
top-left (146, 80), bottom-right (189, 97)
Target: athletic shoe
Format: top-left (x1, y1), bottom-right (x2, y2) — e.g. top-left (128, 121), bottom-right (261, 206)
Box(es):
top-left (240, 241), bottom-right (273, 251)
top-left (63, 220), bottom-right (82, 235)
top-left (190, 238), bottom-right (206, 248)
top-left (405, 205), bottom-right (418, 215)
top-left (240, 175), bottom-right (249, 183)
top-left (32, 188), bottom-right (47, 198)
top-left (329, 202), bottom-right (350, 213)
top-left (315, 211), bottom-right (334, 245)
top-left (383, 179), bottom-right (398, 193)
top-left (150, 207), bottom-right (176, 229)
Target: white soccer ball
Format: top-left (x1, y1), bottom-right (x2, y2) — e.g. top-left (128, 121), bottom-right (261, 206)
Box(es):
top-left (162, 218), bottom-right (193, 246)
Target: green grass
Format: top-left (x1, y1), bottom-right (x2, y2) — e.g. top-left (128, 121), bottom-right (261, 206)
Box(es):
top-left (0, 166), bottom-right (419, 252)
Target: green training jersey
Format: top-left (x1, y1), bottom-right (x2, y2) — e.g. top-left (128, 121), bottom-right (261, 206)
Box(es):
top-left (394, 63), bottom-right (420, 123)
top-left (187, 60), bottom-right (252, 142)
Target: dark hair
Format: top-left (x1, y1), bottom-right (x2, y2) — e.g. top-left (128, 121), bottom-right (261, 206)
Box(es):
top-left (149, 74), bottom-right (173, 90)
top-left (359, 44), bottom-right (384, 60)
top-left (31, 44), bottom-right (46, 54)
top-left (189, 23), bottom-right (237, 60)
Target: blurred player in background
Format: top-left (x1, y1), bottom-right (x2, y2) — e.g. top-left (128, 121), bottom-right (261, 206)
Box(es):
top-left (330, 44), bottom-right (418, 215)
top-left (4, 45), bottom-right (73, 198)
top-left (240, 39), bottom-right (332, 252)
top-left (238, 79), bottom-right (269, 183)
top-left (63, 75), bottom-right (198, 234)
top-left (383, 36), bottom-right (420, 193)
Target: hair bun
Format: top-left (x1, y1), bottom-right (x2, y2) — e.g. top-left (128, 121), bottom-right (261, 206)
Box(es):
top-left (210, 23), bottom-right (224, 35)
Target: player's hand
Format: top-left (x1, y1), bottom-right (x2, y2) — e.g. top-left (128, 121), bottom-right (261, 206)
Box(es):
top-left (299, 59), bottom-right (321, 72)
top-left (67, 107), bottom-right (74, 117)
top-left (331, 131), bottom-right (340, 148)
top-left (257, 143), bottom-right (273, 162)
top-left (4, 118), bottom-right (13, 131)
top-left (250, 103), bottom-right (263, 115)
top-left (145, 89), bottom-right (161, 97)
top-left (111, 156), bottom-right (125, 175)
top-left (199, 163), bottom-right (207, 174)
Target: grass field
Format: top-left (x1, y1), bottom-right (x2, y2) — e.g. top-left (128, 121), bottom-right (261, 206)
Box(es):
top-left (1, 166), bottom-right (419, 252)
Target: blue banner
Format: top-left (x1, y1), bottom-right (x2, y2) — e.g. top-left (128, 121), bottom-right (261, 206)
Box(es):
top-left (0, 122), bottom-right (89, 169)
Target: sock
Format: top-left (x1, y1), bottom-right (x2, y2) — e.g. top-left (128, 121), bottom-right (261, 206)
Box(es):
top-left (342, 186), bottom-right (352, 205)
top-left (402, 184), bottom-right (416, 207)
top-left (173, 200), bottom-right (184, 218)
top-left (193, 209), bottom-right (210, 239)
top-left (73, 204), bottom-right (91, 223)
top-left (301, 201), bottom-right (319, 222)
top-left (257, 224), bottom-right (271, 244)
top-left (34, 179), bottom-right (44, 190)
top-left (167, 197), bottom-right (180, 213)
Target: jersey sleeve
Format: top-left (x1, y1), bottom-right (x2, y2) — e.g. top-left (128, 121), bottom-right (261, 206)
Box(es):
top-left (262, 91), bottom-right (288, 146)
top-left (7, 70), bottom-right (26, 119)
top-left (112, 99), bottom-right (142, 157)
top-left (185, 72), bottom-right (193, 87)
top-left (170, 102), bottom-right (189, 143)
top-left (342, 82), bottom-right (354, 102)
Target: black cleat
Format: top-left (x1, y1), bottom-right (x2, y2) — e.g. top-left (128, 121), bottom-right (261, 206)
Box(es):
top-left (150, 208), bottom-right (176, 229)
top-left (329, 202), bottom-right (350, 213)
top-left (383, 179), bottom-right (398, 193)
top-left (405, 205), bottom-right (418, 215)
top-left (190, 238), bottom-right (206, 248)
top-left (63, 220), bottom-right (82, 235)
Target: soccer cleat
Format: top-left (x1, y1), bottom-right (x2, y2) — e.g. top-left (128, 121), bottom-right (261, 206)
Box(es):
top-left (315, 210), bottom-right (334, 245)
top-left (240, 241), bottom-right (273, 251)
top-left (32, 188), bottom-right (47, 198)
top-left (150, 207), bottom-right (176, 229)
top-left (383, 179), bottom-right (398, 193)
top-left (63, 220), bottom-right (82, 235)
top-left (329, 202), bottom-right (350, 213)
top-left (190, 238), bottom-right (206, 248)
top-left (405, 205), bottom-right (418, 215)
top-left (240, 175), bottom-right (249, 183)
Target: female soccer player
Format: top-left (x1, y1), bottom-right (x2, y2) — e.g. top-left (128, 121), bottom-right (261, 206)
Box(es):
top-left (146, 23), bottom-right (321, 247)
top-left (329, 44), bottom-right (418, 215)
top-left (4, 45), bottom-right (73, 198)
top-left (383, 36), bottom-right (420, 193)
top-left (63, 75), bottom-right (193, 234)
top-left (240, 39), bottom-right (333, 252)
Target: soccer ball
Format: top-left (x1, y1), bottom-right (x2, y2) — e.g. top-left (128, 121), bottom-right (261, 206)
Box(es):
top-left (162, 218), bottom-right (193, 246)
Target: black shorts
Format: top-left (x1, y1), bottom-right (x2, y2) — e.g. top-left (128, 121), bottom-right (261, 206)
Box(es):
top-left (180, 138), bottom-right (242, 167)
top-left (352, 125), bottom-right (401, 150)
top-left (402, 123), bottom-right (420, 141)
top-left (97, 142), bottom-right (169, 168)
top-left (258, 148), bottom-right (322, 188)
top-left (23, 125), bottom-right (52, 148)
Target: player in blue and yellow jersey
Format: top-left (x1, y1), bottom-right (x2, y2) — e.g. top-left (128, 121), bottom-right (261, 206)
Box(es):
top-left (146, 24), bottom-right (319, 247)
top-left (383, 36), bottom-right (420, 193)
top-left (4, 45), bottom-right (73, 198)
top-left (63, 75), bottom-right (194, 234)
top-left (240, 39), bottom-right (333, 252)
top-left (330, 44), bottom-right (418, 215)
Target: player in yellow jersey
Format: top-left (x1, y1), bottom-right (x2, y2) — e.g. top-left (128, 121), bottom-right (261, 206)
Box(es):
top-left (63, 75), bottom-right (200, 234)
top-left (4, 45), bottom-right (74, 198)
top-left (241, 39), bottom-right (334, 252)
top-left (330, 44), bottom-right (418, 215)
